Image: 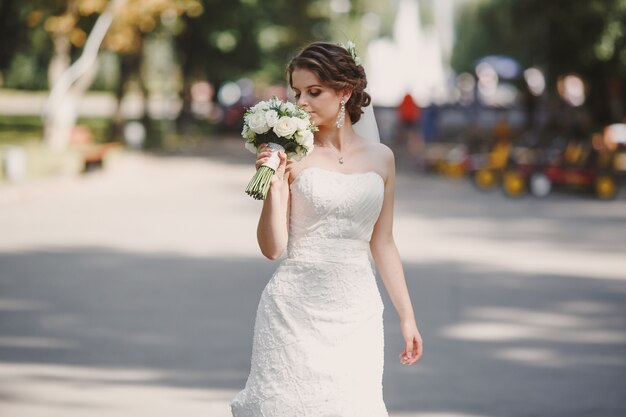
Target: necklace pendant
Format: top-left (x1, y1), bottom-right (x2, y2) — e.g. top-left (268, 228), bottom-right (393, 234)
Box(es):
top-left (339, 156), bottom-right (344, 164)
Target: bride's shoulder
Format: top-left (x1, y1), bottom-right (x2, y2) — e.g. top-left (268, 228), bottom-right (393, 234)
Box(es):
top-left (362, 142), bottom-right (394, 163)
top-left (359, 141), bottom-right (395, 181)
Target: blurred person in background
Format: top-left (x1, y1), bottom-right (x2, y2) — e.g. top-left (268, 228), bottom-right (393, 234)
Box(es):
top-left (397, 92), bottom-right (421, 144)
top-left (396, 93), bottom-right (424, 170)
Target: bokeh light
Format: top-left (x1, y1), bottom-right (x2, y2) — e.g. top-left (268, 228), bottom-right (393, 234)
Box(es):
top-left (558, 74), bottom-right (586, 106)
top-left (329, 0), bottom-right (351, 14)
top-left (523, 67), bottom-right (546, 96)
top-left (217, 81), bottom-right (242, 106)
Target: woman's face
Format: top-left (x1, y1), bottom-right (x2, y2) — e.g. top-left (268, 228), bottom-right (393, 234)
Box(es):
top-left (291, 68), bottom-right (345, 128)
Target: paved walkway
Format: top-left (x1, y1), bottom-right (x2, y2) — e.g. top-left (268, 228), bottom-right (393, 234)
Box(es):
top-left (1, 139), bottom-right (625, 417)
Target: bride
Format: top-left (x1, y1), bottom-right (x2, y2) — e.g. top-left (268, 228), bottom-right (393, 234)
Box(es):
top-left (231, 41), bottom-right (423, 416)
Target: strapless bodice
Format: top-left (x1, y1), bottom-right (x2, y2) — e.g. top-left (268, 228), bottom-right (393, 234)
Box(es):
top-left (286, 167), bottom-right (385, 263)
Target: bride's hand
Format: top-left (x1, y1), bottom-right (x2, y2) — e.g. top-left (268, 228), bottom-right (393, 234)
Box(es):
top-left (399, 318), bottom-right (423, 365)
top-left (256, 144), bottom-right (288, 186)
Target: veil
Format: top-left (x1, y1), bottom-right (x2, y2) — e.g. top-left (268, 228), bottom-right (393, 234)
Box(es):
top-left (353, 95), bottom-right (381, 144)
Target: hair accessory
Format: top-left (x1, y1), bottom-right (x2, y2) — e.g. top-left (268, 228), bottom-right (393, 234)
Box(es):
top-left (336, 98), bottom-right (346, 129)
top-left (338, 40), bottom-right (361, 65)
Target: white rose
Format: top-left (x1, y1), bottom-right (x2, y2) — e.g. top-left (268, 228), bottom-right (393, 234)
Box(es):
top-left (252, 101), bottom-right (270, 112)
top-left (302, 134), bottom-right (314, 150)
top-left (241, 124), bottom-right (256, 140)
top-left (280, 102), bottom-right (296, 114)
top-left (265, 110), bottom-right (279, 128)
top-left (246, 112), bottom-right (270, 134)
top-left (294, 117), bottom-right (308, 131)
top-left (273, 116), bottom-right (298, 138)
top-left (295, 129), bottom-right (314, 147)
top-left (244, 141), bottom-right (257, 154)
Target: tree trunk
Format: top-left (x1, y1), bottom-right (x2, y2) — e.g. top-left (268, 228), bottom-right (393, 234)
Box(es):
top-left (44, 32), bottom-right (75, 149)
top-left (44, 61), bottom-right (98, 149)
top-left (48, 33), bottom-right (71, 88)
top-left (43, 0), bottom-right (124, 149)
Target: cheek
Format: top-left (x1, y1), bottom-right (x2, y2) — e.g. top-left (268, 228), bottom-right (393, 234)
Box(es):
top-left (306, 92), bottom-right (340, 125)
top-left (312, 94), bottom-right (336, 114)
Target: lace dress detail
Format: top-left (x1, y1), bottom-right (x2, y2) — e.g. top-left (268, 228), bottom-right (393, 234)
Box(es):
top-left (230, 167), bottom-right (389, 417)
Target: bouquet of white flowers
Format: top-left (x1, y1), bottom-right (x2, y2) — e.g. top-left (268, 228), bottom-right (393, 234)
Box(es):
top-left (242, 97), bottom-right (317, 200)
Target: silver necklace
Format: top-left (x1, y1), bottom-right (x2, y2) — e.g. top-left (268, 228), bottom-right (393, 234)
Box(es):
top-left (315, 141), bottom-right (348, 164)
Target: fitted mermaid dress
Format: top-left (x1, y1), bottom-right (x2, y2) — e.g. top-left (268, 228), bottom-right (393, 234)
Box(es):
top-left (230, 166), bottom-right (389, 417)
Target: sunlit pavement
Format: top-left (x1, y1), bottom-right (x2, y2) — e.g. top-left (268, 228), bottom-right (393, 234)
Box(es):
top-left (1, 138), bottom-right (625, 417)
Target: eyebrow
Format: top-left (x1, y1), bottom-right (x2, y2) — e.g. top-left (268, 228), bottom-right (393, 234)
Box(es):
top-left (293, 84), bottom-right (322, 90)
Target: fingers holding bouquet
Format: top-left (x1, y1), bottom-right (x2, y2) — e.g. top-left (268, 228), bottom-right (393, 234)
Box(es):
top-left (254, 143), bottom-right (275, 170)
top-left (256, 144), bottom-right (288, 184)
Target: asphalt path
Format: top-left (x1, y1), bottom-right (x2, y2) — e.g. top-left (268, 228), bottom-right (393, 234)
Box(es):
top-left (1, 138), bottom-right (625, 417)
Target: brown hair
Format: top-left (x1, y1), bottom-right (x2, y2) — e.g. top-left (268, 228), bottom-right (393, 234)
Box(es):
top-left (287, 41), bottom-right (371, 124)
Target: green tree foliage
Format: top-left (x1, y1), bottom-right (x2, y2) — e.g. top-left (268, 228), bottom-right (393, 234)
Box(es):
top-left (1, 0), bottom-right (203, 89)
top-left (453, 0), bottom-right (626, 78)
top-left (452, 0), bottom-right (626, 125)
top-left (173, 0), bottom-right (330, 132)
top-left (3, 0), bottom-right (331, 90)
top-left (0, 0), bottom-right (52, 89)
top-left (175, 0), bottom-right (330, 87)
top-left (0, 0), bottom-right (22, 72)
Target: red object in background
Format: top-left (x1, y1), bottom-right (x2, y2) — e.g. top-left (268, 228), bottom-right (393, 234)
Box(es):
top-left (544, 165), bottom-right (595, 186)
top-left (398, 93), bottom-right (421, 124)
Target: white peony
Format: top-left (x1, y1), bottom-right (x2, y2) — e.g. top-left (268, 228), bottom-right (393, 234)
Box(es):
top-left (247, 111), bottom-right (270, 134)
top-left (265, 110), bottom-right (279, 128)
top-left (273, 116), bottom-right (298, 138)
top-left (244, 141), bottom-right (257, 154)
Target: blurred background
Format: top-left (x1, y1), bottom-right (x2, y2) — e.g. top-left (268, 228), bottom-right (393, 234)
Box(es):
top-left (1, 0), bottom-right (625, 197)
top-left (1, 1), bottom-right (625, 417)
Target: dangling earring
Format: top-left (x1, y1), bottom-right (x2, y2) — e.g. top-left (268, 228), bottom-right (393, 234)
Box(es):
top-left (336, 98), bottom-right (346, 129)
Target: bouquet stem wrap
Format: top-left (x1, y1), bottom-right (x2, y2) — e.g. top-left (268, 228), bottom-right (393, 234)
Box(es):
top-left (245, 142), bottom-right (285, 200)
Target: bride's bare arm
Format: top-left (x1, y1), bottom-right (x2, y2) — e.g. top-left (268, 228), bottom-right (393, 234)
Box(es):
top-left (369, 145), bottom-right (423, 364)
top-left (256, 144), bottom-right (290, 259)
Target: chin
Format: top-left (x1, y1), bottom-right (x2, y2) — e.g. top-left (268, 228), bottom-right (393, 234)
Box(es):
top-left (311, 116), bottom-right (331, 128)
top-left (309, 114), bottom-right (322, 126)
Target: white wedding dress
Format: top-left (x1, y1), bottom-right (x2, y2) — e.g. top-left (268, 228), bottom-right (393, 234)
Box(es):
top-left (231, 166), bottom-right (389, 417)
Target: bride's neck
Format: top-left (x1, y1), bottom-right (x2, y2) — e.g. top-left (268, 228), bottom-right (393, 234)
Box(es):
top-left (315, 124), bottom-right (355, 151)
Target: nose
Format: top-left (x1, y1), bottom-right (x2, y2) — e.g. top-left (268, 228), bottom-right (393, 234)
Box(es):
top-left (296, 96), bottom-right (307, 109)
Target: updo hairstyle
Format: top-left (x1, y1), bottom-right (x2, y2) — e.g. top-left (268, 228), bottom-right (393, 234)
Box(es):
top-left (287, 41), bottom-right (371, 124)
